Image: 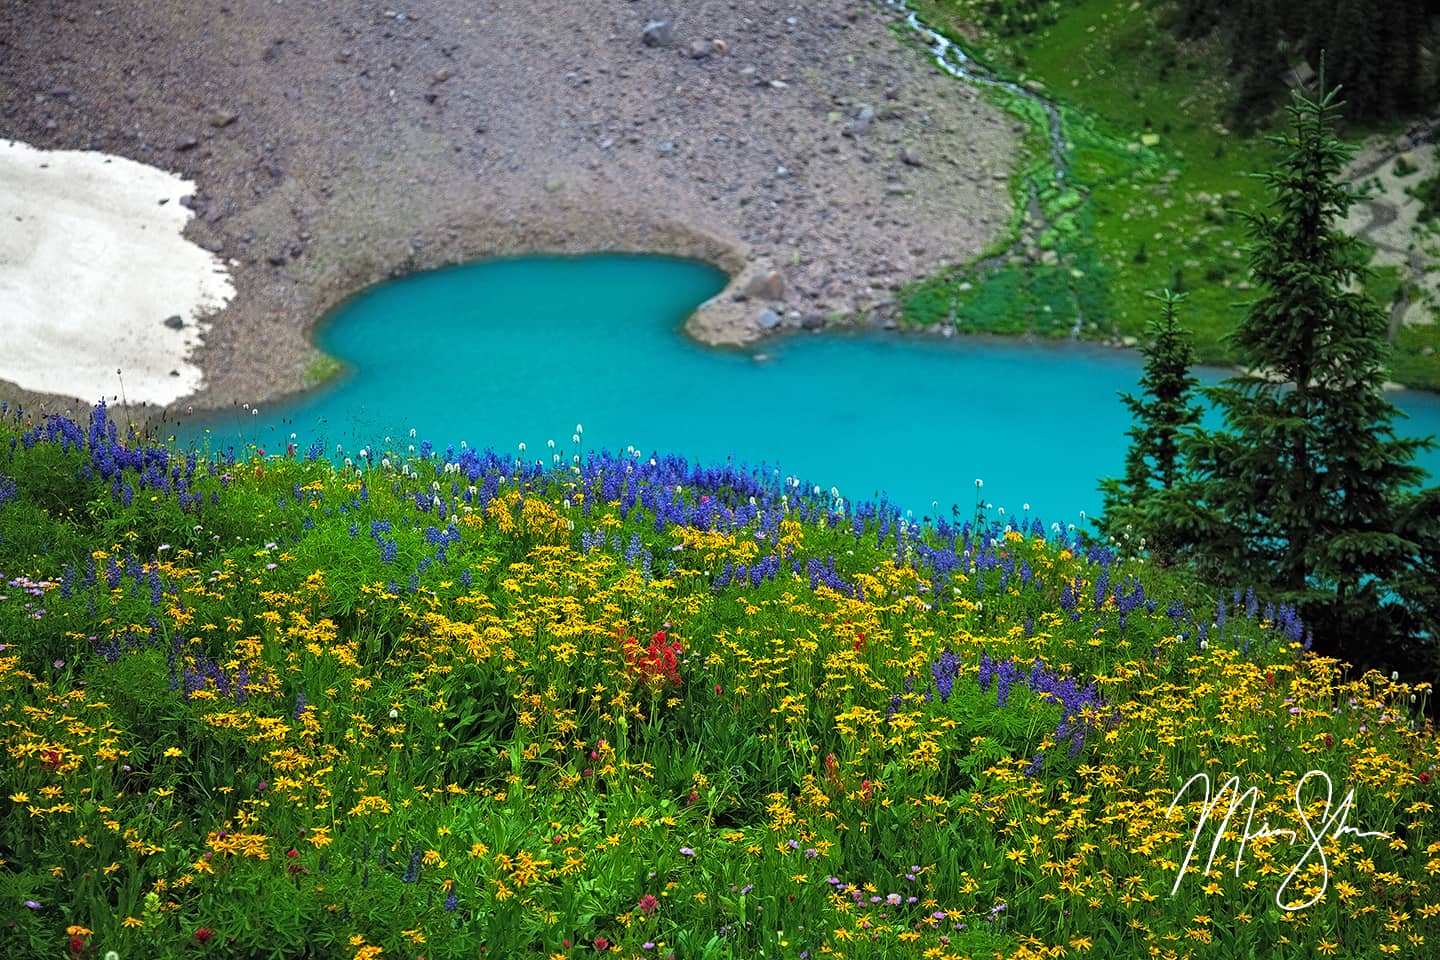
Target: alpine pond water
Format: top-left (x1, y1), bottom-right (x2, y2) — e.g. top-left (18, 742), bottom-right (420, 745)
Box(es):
top-left (174, 254), bottom-right (1440, 526)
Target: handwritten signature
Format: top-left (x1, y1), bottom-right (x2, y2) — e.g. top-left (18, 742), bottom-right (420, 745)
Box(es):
top-left (1166, 769), bottom-right (1389, 911)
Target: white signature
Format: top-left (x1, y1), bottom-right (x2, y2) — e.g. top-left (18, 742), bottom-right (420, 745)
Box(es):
top-left (1166, 770), bottom-right (1390, 911)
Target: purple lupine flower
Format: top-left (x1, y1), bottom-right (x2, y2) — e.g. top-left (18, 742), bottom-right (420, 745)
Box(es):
top-left (1059, 579), bottom-right (1077, 615)
top-left (932, 648), bottom-right (958, 704)
top-left (403, 845), bottom-right (423, 883)
top-left (1092, 566), bottom-right (1111, 607)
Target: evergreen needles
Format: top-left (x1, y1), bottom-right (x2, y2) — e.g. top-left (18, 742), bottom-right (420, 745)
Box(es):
top-left (1097, 289), bottom-right (1202, 564)
top-left (1110, 77), bottom-right (1440, 671)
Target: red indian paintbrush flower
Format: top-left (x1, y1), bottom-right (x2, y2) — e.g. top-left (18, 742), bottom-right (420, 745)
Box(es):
top-left (622, 630), bottom-right (683, 691)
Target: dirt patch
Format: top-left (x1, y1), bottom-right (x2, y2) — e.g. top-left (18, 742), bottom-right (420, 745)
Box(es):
top-left (0, 1), bottom-right (1018, 414)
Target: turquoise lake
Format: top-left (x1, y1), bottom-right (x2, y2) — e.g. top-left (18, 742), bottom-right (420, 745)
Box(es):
top-left (177, 254), bottom-right (1440, 525)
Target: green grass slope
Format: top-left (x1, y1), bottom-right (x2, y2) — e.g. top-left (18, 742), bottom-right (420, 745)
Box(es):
top-left (901, 0), bottom-right (1440, 387)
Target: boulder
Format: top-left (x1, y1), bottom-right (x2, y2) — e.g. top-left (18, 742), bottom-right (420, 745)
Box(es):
top-left (744, 268), bottom-right (786, 301)
top-left (756, 308), bottom-right (781, 330)
top-left (844, 105), bottom-right (875, 138)
top-left (686, 38), bottom-right (712, 59)
top-left (163, 315), bottom-right (184, 330)
top-left (642, 20), bottom-right (675, 48)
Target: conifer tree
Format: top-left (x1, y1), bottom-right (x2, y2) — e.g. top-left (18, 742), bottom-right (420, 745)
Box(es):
top-left (1228, 0), bottom-right (1284, 131)
top-left (1393, 487), bottom-right (1440, 674)
top-left (1098, 290), bottom-right (1202, 562)
top-left (1171, 0), bottom-right (1437, 125)
top-left (1322, 0), bottom-right (1387, 117)
top-left (1172, 0), bottom-right (1233, 39)
top-left (1179, 80), bottom-right (1433, 663)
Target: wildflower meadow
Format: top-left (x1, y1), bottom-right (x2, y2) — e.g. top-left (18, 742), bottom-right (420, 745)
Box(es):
top-left (1, 401), bottom-right (1437, 960)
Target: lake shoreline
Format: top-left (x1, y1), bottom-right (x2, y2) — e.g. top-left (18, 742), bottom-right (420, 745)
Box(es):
top-left (0, 0), bottom-right (1020, 418)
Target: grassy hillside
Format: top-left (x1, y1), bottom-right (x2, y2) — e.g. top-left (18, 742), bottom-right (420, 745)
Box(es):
top-left (900, 0), bottom-right (1440, 388)
top-left (1, 402), bottom-right (1437, 959)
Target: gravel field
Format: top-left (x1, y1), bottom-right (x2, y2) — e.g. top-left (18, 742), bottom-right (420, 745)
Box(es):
top-left (0, 0), bottom-right (1018, 413)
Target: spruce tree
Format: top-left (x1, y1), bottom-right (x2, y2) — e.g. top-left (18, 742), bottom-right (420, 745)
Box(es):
top-left (1098, 290), bottom-right (1202, 562)
top-left (1322, 0), bottom-right (1386, 117)
top-left (1394, 487), bottom-right (1440, 675)
top-left (1228, 0), bottom-right (1284, 131)
top-left (1172, 0), bottom-right (1234, 39)
top-left (1171, 0), bottom-right (1437, 125)
top-left (1180, 80), bottom-right (1433, 663)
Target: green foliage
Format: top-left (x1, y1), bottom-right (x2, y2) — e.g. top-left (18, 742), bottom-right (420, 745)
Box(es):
top-left (304, 352), bottom-right (343, 386)
top-left (906, 1), bottom-right (1440, 386)
top-left (978, 0), bottom-right (1065, 36)
top-left (1412, 144), bottom-right (1440, 222)
top-left (1394, 486), bottom-right (1440, 674)
top-left (1225, 0), bottom-right (1285, 134)
top-left (1097, 290), bottom-right (1203, 562)
top-left (1169, 0), bottom-right (1437, 125)
top-left (900, 274), bottom-right (957, 328)
top-left (5, 402), bottom-right (1440, 958)
top-left (1178, 82), bottom-right (1437, 668)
